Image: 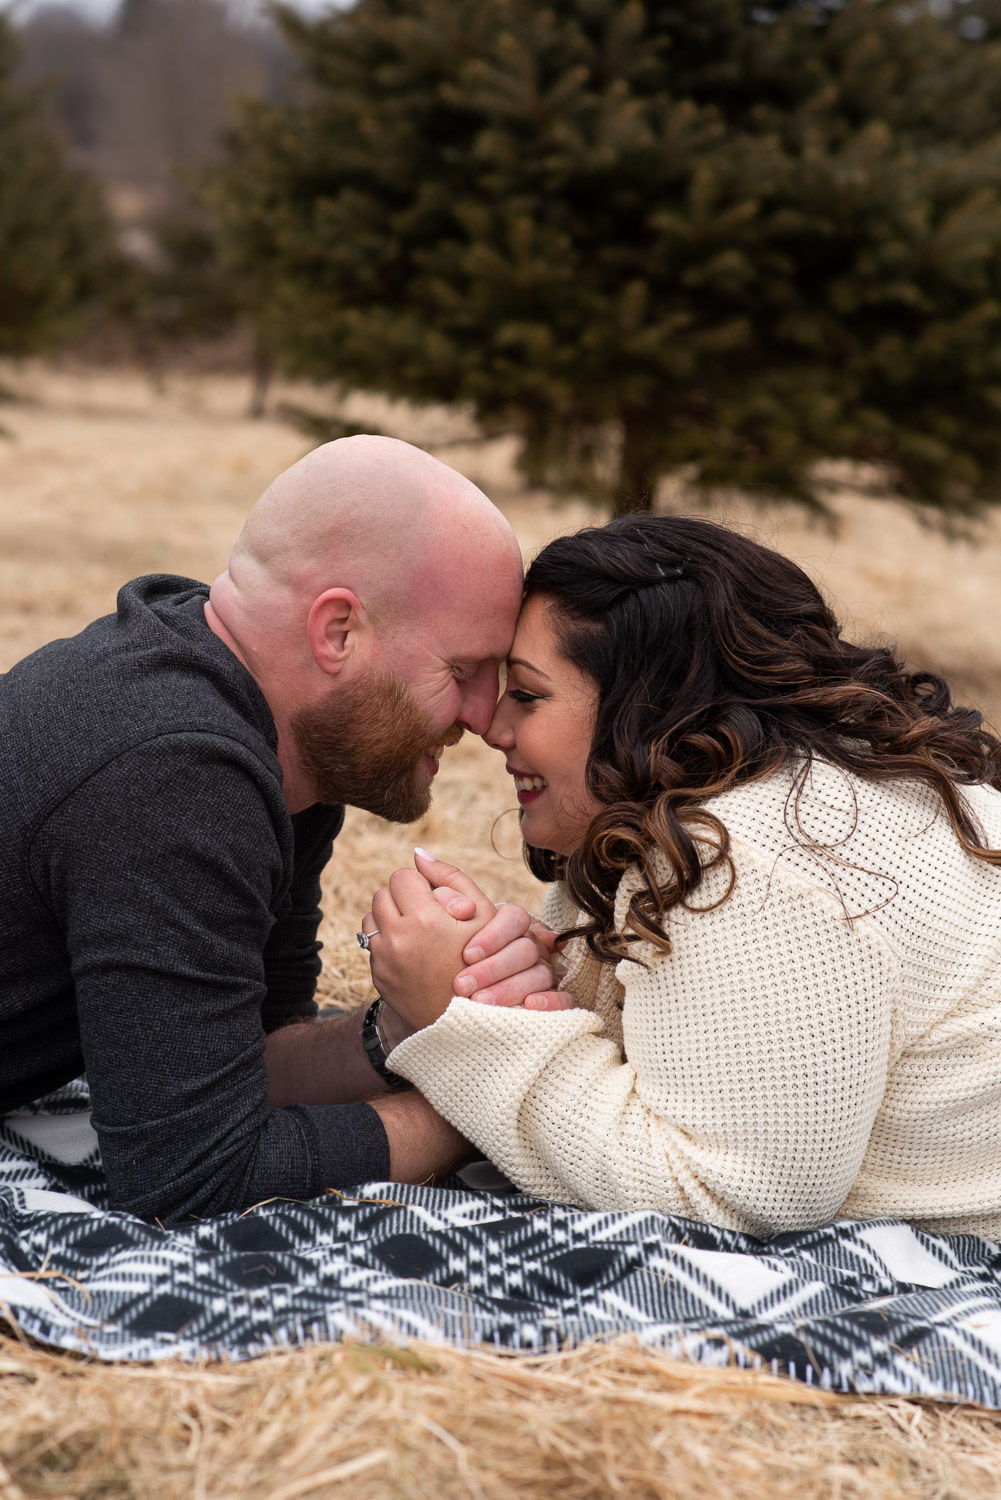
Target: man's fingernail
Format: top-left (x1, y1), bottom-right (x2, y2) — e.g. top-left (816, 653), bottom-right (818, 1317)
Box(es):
top-left (525, 994), bottom-right (542, 1010)
top-left (474, 991), bottom-right (495, 1006)
top-left (453, 975), bottom-right (476, 995)
top-left (414, 846), bottom-right (435, 860)
top-left (446, 897), bottom-right (468, 916)
top-left (464, 945), bottom-right (485, 964)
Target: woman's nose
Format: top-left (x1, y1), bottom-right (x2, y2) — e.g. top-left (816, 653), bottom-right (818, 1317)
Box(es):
top-left (484, 699), bottom-right (514, 751)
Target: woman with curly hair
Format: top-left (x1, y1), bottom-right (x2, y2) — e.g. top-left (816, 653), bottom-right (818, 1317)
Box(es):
top-left (360, 515), bottom-right (1001, 1239)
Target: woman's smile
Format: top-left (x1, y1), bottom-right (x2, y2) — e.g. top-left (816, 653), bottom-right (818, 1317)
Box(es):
top-left (508, 765), bottom-right (549, 802)
top-left (486, 596), bottom-right (598, 855)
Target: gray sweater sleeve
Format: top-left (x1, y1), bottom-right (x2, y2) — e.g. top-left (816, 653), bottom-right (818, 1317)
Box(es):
top-left (260, 803), bottom-right (345, 1032)
top-left (29, 733), bottom-right (388, 1221)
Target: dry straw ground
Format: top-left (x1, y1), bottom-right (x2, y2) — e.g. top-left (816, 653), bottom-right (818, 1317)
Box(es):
top-left (1, 361), bottom-right (1001, 1497)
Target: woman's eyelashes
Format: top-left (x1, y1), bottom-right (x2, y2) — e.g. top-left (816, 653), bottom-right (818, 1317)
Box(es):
top-left (507, 688), bottom-right (543, 705)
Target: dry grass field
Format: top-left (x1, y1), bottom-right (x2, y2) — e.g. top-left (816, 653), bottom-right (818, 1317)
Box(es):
top-left (2, 359), bottom-right (1001, 1498)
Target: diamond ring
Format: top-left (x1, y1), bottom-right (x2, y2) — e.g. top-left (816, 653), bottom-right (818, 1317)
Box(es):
top-left (356, 928), bottom-right (380, 951)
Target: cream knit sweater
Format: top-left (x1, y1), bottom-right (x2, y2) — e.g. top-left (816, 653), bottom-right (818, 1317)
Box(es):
top-left (390, 762), bottom-right (1001, 1239)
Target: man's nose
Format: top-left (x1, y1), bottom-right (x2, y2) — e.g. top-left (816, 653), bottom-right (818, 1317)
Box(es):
top-left (457, 673), bottom-right (501, 737)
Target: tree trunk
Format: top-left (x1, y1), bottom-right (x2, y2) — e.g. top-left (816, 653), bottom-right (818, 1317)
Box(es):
top-left (247, 339), bottom-right (275, 420)
top-left (613, 410), bottom-right (657, 518)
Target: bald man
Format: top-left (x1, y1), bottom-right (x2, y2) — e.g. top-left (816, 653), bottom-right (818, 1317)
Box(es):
top-left (0, 437), bottom-right (534, 1222)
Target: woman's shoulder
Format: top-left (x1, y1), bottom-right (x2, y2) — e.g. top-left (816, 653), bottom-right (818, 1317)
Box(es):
top-left (642, 758), bottom-right (1001, 931)
top-left (547, 758), bottom-right (1001, 948)
top-left (713, 756), bottom-right (1001, 855)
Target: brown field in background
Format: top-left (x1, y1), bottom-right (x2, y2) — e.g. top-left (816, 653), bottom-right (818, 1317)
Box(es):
top-left (2, 360), bottom-right (1001, 1497)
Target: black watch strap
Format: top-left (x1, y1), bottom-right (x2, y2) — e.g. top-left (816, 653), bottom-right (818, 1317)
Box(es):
top-left (361, 998), bottom-right (413, 1090)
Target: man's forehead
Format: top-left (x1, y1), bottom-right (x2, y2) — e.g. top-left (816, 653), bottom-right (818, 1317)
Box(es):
top-left (442, 609), bottom-right (518, 665)
top-left (419, 570), bottom-right (513, 644)
top-left (413, 517), bottom-right (523, 655)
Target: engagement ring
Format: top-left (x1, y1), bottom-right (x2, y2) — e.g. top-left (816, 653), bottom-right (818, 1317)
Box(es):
top-left (356, 929), bottom-right (380, 951)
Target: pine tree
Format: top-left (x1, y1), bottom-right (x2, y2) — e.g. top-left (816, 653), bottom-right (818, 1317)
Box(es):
top-left (0, 16), bottom-right (111, 359)
top-left (209, 0), bottom-right (1001, 517)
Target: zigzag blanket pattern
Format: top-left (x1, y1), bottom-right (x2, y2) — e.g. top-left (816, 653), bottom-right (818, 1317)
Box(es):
top-left (3, 1081), bottom-right (1001, 1403)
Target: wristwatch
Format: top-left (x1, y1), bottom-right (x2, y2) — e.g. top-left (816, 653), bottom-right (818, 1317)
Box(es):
top-left (361, 997), bottom-right (414, 1090)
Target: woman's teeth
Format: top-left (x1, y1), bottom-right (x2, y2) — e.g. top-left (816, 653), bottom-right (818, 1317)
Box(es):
top-left (514, 775), bottom-right (548, 792)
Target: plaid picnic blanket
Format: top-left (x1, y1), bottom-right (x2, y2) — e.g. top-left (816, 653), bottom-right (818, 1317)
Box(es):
top-left (4, 1079), bottom-right (1001, 1403)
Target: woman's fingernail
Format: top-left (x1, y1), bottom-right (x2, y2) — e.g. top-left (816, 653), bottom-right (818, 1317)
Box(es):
top-left (414, 846), bottom-right (435, 861)
top-left (446, 897), bottom-right (469, 916)
top-left (525, 994), bottom-right (542, 1010)
top-left (453, 976), bottom-right (476, 996)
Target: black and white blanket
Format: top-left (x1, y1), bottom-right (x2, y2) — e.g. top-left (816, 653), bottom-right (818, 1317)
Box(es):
top-left (4, 1081), bottom-right (1001, 1404)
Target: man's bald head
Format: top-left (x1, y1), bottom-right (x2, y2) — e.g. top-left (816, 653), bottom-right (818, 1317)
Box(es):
top-left (206, 435), bottom-right (525, 813)
top-left (224, 434), bottom-right (518, 637)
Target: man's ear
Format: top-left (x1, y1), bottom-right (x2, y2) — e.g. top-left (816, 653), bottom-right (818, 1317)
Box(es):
top-left (306, 588), bottom-right (364, 677)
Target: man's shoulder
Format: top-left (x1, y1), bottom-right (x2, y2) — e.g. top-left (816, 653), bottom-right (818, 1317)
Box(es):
top-left (0, 574), bottom-right (281, 826)
top-left (4, 575), bottom-right (205, 696)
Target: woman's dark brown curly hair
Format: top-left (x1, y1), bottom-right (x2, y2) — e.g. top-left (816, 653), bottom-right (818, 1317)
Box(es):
top-left (523, 515), bottom-right (1001, 964)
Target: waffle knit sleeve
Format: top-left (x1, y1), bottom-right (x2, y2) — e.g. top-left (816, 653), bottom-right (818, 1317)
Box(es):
top-left (388, 840), bottom-right (900, 1235)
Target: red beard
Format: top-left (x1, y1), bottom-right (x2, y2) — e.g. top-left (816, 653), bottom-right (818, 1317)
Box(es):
top-left (290, 671), bottom-right (463, 821)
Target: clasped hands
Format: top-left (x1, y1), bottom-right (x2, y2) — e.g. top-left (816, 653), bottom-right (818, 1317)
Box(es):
top-left (361, 849), bottom-right (575, 1042)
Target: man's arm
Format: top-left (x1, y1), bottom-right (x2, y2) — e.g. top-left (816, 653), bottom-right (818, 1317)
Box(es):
top-left (369, 1089), bottom-right (472, 1180)
top-left (264, 1007), bottom-right (398, 1105)
top-left (32, 735), bottom-right (390, 1222)
top-left (265, 1011), bottom-right (471, 1180)
top-left (260, 803), bottom-right (344, 1030)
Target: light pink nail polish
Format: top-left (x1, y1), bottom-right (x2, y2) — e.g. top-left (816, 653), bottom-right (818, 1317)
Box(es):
top-left (414, 846), bottom-right (435, 860)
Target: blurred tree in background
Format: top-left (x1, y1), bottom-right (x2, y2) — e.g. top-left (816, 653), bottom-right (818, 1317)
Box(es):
top-left (98, 0), bottom-right (284, 211)
top-left (16, 0), bottom-right (288, 209)
top-left (10, 0), bottom-right (288, 385)
top-left (0, 13), bottom-right (111, 358)
top-left (210, 0), bottom-right (1001, 516)
top-left (105, 202), bottom-right (276, 413)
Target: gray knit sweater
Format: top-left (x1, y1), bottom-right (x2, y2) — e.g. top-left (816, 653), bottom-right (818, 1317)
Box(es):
top-left (0, 575), bottom-right (388, 1221)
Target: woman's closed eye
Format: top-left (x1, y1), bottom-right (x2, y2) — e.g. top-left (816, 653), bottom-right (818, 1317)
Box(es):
top-left (507, 688), bottom-right (543, 705)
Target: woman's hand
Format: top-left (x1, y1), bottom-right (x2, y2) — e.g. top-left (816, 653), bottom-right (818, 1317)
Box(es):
top-left (415, 851), bottom-right (574, 1013)
top-left (362, 854), bottom-right (574, 1031)
top-left (451, 913), bottom-right (572, 1012)
top-left (362, 867), bottom-right (487, 1031)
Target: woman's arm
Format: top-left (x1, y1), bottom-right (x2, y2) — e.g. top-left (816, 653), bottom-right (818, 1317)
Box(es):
top-left (388, 842), bottom-right (900, 1236)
